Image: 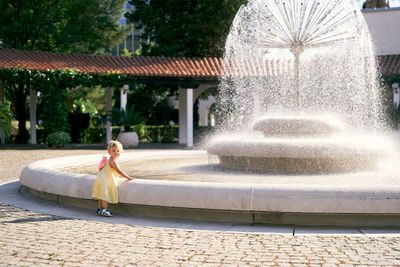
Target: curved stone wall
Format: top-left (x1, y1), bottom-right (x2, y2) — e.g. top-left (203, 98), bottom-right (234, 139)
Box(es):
top-left (19, 151), bottom-right (400, 216)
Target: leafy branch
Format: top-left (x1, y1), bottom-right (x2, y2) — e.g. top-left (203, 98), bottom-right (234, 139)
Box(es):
top-left (110, 105), bottom-right (146, 132)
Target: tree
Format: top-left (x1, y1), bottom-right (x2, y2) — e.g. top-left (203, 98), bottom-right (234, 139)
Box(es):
top-left (126, 0), bottom-right (247, 57)
top-left (125, 0), bottom-right (246, 129)
top-left (0, 0), bottom-right (130, 53)
top-left (0, 0), bottom-right (130, 143)
top-left (362, 0), bottom-right (390, 8)
top-left (0, 69), bottom-right (32, 143)
top-left (125, 83), bottom-right (177, 125)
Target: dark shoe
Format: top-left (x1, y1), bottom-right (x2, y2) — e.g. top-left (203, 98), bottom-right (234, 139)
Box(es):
top-left (100, 209), bottom-right (113, 217)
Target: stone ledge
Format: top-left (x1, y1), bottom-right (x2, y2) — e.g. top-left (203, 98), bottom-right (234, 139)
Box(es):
top-left (18, 151), bottom-right (400, 226)
top-left (20, 185), bottom-right (400, 226)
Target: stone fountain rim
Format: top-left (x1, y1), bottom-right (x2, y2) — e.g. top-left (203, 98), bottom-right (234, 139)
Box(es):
top-left (19, 150), bottom-right (400, 219)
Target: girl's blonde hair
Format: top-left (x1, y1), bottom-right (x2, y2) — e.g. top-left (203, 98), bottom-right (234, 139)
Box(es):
top-left (108, 140), bottom-right (123, 152)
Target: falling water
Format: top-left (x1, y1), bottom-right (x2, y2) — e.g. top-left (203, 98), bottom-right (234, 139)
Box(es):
top-left (216, 0), bottom-right (385, 132)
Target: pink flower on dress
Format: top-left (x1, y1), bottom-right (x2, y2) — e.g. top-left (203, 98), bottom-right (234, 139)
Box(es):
top-left (98, 156), bottom-right (107, 171)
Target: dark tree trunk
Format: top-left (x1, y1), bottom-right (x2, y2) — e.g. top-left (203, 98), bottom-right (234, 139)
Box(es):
top-left (15, 82), bottom-right (29, 143)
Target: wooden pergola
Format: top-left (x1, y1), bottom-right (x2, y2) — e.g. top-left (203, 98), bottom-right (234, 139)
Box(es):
top-left (1, 47), bottom-right (400, 146)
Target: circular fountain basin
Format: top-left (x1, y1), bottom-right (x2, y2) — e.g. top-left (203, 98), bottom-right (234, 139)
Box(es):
top-left (19, 150), bottom-right (400, 226)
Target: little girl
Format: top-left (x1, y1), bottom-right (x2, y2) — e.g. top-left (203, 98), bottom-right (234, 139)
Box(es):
top-left (92, 140), bottom-right (133, 216)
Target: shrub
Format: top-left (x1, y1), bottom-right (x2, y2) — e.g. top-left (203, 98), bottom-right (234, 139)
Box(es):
top-left (46, 131), bottom-right (71, 147)
top-left (141, 125), bottom-right (178, 143)
top-left (110, 105), bottom-right (146, 132)
top-left (79, 127), bottom-right (106, 144)
top-left (39, 86), bottom-right (70, 137)
top-left (0, 103), bottom-right (12, 136)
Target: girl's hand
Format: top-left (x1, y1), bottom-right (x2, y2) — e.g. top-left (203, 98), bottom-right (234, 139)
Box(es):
top-left (109, 158), bottom-right (132, 179)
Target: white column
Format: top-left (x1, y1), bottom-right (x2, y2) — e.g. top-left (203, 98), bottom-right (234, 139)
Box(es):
top-left (393, 83), bottom-right (400, 110)
top-left (29, 87), bottom-right (37, 144)
top-left (106, 87), bottom-right (113, 144)
top-left (178, 87), bottom-right (194, 147)
top-left (178, 87), bottom-right (187, 145)
top-left (120, 84), bottom-right (129, 132)
top-left (120, 85), bottom-right (129, 111)
top-left (186, 88), bottom-right (193, 147)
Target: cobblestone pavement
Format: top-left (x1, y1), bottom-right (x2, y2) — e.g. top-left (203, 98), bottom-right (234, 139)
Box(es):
top-left (1, 148), bottom-right (400, 266)
top-left (1, 203), bottom-right (400, 266)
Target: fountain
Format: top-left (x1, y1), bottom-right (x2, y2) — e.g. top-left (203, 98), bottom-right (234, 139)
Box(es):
top-left (18, 0), bottom-right (400, 226)
top-left (207, 0), bottom-right (393, 173)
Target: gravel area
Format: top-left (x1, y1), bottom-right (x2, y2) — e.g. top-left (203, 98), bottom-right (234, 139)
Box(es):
top-left (0, 148), bottom-right (102, 185)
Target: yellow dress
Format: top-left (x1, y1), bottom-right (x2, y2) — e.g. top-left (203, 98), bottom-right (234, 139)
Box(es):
top-left (92, 160), bottom-right (120, 204)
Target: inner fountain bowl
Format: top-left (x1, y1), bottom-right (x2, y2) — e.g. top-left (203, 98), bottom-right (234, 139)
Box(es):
top-left (252, 114), bottom-right (344, 137)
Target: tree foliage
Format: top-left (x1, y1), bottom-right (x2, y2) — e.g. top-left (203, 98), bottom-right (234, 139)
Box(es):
top-left (126, 83), bottom-right (177, 125)
top-left (126, 0), bottom-right (247, 57)
top-left (0, 102), bottom-right (12, 136)
top-left (362, 0), bottom-right (390, 8)
top-left (125, 0), bottom-right (246, 128)
top-left (111, 105), bottom-right (146, 131)
top-left (0, 0), bottom-right (130, 54)
top-left (0, 69), bottom-right (32, 142)
top-left (0, 0), bottom-right (132, 143)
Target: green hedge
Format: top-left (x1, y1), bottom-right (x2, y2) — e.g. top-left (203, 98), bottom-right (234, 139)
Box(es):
top-left (36, 125), bottom-right (215, 144)
top-left (46, 131), bottom-right (71, 147)
top-left (38, 125), bottom-right (178, 144)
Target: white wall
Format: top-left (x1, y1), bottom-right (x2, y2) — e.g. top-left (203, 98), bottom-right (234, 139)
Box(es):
top-left (363, 8), bottom-right (400, 55)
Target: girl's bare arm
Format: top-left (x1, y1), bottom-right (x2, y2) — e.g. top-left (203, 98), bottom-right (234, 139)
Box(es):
top-left (109, 159), bottom-right (134, 180)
